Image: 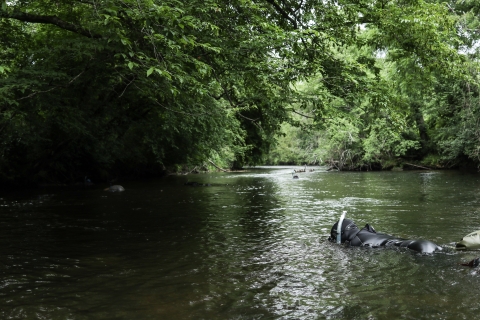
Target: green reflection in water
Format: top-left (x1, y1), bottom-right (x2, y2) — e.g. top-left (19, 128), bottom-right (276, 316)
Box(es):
top-left (1, 168), bottom-right (480, 319)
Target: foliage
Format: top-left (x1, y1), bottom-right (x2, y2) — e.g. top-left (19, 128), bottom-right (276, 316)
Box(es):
top-left (269, 0), bottom-right (480, 170)
top-left (1, 0), bottom-right (479, 185)
top-left (0, 0), bottom-right (322, 183)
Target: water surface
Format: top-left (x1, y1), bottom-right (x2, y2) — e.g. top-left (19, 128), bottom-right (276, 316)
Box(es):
top-left (1, 167), bottom-right (480, 319)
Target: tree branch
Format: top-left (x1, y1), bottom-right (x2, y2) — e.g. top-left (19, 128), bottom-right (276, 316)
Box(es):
top-left (291, 109), bottom-right (315, 119)
top-left (264, 0), bottom-right (298, 29)
top-left (0, 9), bottom-right (101, 39)
top-left (17, 64), bottom-right (89, 101)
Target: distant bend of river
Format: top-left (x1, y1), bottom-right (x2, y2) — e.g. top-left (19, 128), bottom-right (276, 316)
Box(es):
top-left (1, 166), bottom-right (480, 319)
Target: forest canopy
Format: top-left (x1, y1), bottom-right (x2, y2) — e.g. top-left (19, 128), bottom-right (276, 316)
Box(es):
top-left (1, 0), bottom-right (479, 185)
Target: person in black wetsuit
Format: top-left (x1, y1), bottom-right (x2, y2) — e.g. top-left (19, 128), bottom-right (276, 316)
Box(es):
top-left (328, 218), bottom-right (442, 254)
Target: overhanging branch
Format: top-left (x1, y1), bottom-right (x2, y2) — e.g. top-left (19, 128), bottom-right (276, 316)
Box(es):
top-left (291, 109), bottom-right (315, 119)
top-left (0, 9), bottom-right (101, 39)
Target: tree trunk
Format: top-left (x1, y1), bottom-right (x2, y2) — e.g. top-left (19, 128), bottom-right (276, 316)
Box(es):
top-left (411, 102), bottom-right (429, 151)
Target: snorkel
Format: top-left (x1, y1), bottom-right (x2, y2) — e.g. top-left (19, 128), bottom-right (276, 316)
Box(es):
top-left (336, 211), bottom-right (347, 244)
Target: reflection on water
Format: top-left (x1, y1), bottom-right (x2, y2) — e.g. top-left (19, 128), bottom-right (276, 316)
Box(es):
top-left (1, 167), bottom-right (480, 319)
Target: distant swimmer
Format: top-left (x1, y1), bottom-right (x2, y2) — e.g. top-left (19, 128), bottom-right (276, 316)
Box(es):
top-left (104, 185), bottom-right (125, 192)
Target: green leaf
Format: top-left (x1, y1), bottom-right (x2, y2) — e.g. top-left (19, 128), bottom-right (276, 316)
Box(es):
top-left (146, 67), bottom-right (154, 77)
top-left (128, 62), bottom-right (133, 70)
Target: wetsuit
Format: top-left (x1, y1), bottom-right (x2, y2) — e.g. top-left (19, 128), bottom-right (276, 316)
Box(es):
top-left (328, 219), bottom-right (442, 254)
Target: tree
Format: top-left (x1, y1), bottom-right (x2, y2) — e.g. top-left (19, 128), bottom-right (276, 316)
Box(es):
top-left (0, 0), bottom-right (470, 184)
top-left (267, 0), bottom-right (469, 169)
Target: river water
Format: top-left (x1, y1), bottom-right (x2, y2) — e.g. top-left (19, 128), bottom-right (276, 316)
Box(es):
top-left (1, 167), bottom-right (480, 319)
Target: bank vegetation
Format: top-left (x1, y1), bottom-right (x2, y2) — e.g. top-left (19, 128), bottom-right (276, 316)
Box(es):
top-left (1, 0), bottom-right (480, 185)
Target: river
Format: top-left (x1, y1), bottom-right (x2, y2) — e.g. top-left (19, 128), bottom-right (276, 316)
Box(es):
top-left (1, 167), bottom-right (480, 319)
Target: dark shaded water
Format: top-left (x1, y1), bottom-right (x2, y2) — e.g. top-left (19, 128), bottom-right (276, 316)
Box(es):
top-left (1, 167), bottom-right (480, 319)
